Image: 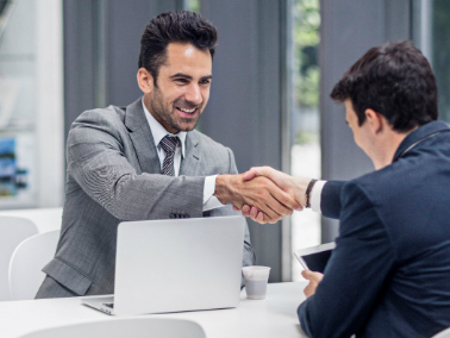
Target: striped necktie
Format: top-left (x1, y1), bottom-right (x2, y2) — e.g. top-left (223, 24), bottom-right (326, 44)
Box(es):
top-left (160, 135), bottom-right (179, 176)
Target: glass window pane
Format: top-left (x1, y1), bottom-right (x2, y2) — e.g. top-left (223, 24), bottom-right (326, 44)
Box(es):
top-left (291, 0), bottom-right (321, 281)
top-left (431, 0), bottom-right (450, 122)
top-left (185, 0), bottom-right (200, 13)
top-left (0, 0), bottom-right (38, 208)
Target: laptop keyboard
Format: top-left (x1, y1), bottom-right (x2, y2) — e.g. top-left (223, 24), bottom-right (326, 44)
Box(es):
top-left (103, 302), bottom-right (114, 309)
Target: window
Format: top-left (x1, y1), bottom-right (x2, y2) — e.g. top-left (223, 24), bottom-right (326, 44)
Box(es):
top-left (0, 0), bottom-right (63, 209)
top-left (290, 0), bottom-right (321, 281)
top-left (430, 0), bottom-right (450, 122)
top-left (183, 0), bottom-right (200, 13)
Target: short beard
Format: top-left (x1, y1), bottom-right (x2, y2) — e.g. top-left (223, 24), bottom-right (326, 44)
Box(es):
top-left (150, 87), bottom-right (201, 132)
top-left (150, 87), bottom-right (182, 132)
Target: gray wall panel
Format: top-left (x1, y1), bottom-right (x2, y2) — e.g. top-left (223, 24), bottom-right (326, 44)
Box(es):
top-left (106, 0), bottom-right (160, 107)
top-left (63, 0), bottom-right (96, 139)
top-left (64, 0), bottom-right (171, 133)
top-left (200, 0), bottom-right (258, 172)
top-left (200, 0), bottom-right (284, 282)
top-left (319, 0), bottom-right (412, 241)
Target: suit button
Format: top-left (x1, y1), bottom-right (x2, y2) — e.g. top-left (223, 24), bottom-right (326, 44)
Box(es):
top-left (169, 213), bottom-right (176, 219)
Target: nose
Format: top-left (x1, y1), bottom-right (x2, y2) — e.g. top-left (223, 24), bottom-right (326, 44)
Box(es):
top-left (185, 83), bottom-right (202, 106)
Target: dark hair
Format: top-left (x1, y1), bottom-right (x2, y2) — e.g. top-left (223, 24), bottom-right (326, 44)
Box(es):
top-left (138, 11), bottom-right (218, 86)
top-left (330, 40), bottom-right (438, 132)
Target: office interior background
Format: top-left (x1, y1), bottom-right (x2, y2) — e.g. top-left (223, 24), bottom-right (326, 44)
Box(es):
top-left (0, 0), bottom-right (449, 283)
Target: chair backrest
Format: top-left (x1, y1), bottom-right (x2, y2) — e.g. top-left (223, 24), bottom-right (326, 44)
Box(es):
top-left (0, 207), bottom-right (63, 233)
top-left (8, 229), bottom-right (60, 300)
top-left (432, 327), bottom-right (450, 338)
top-left (17, 317), bottom-right (206, 338)
top-left (0, 216), bottom-right (38, 301)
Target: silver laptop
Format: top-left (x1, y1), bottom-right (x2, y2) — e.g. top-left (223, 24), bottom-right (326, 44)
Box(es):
top-left (82, 215), bottom-right (245, 316)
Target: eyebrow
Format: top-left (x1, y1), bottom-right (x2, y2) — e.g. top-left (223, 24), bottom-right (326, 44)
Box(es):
top-left (170, 73), bottom-right (213, 81)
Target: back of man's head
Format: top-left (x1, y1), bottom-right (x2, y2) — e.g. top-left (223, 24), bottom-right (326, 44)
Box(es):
top-left (138, 11), bottom-right (218, 86)
top-left (330, 40), bottom-right (438, 132)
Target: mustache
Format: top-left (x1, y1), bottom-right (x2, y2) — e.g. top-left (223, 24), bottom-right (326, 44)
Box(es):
top-left (174, 99), bottom-right (202, 109)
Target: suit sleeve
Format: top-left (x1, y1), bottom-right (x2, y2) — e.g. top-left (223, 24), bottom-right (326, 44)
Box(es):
top-left (205, 147), bottom-right (256, 278)
top-left (320, 180), bottom-right (346, 219)
top-left (67, 111), bottom-right (204, 221)
top-left (298, 182), bottom-right (396, 338)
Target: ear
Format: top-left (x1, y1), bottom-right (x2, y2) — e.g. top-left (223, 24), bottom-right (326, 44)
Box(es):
top-left (364, 108), bottom-right (384, 134)
top-left (137, 68), bottom-right (154, 94)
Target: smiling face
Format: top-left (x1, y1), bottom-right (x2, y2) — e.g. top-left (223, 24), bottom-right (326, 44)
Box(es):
top-left (141, 43), bottom-right (212, 134)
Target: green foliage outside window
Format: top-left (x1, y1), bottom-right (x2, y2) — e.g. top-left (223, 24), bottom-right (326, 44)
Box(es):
top-left (293, 0), bottom-right (320, 109)
top-left (292, 0), bottom-right (320, 145)
top-left (190, 0), bottom-right (200, 14)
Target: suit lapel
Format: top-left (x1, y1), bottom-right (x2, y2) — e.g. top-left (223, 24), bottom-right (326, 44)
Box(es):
top-left (125, 98), bottom-right (161, 174)
top-left (180, 132), bottom-right (202, 176)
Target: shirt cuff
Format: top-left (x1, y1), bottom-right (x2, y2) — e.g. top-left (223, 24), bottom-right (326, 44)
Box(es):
top-left (310, 180), bottom-right (327, 213)
top-left (203, 175), bottom-right (225, 211)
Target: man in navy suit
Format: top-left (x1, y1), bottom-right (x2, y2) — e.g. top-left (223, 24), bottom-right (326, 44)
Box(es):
top-left (242, 40), bottom-right (450, 337)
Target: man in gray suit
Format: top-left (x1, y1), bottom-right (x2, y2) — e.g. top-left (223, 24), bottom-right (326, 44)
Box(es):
top-left (36, 11), bottom-right (298, 298)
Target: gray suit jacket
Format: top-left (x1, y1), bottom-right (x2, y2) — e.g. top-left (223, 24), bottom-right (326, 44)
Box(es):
top-left (40, 98), bottom-right (255, 297)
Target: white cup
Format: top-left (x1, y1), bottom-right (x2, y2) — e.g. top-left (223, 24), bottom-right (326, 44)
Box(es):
top-left (242, 266), bottom-right (271, 300)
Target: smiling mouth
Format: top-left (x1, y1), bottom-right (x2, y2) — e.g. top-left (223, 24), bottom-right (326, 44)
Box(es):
top-left (176, 106), bottom-right (197, 115)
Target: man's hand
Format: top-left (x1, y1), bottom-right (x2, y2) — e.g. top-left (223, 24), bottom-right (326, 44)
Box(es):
top-left (243, 166), bottom-right (311, 205)
top-left (214, 173), bottom-right (301, 224)
top-left (238, 166), bottom-right (312, 222)
top-left (301, 270), bottom-right (324, 298)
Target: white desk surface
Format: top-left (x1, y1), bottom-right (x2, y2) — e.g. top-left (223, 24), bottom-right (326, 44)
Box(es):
top-left (0, 282), bottom-right (308, 338)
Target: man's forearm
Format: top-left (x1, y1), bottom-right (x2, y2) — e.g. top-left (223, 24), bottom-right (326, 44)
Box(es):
top-left (214, 174), bottom-right (239, 205)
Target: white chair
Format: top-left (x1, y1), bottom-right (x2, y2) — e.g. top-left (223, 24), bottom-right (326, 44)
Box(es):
top-left (8, 229), bottom-right (60, 300)
top-left (16, 317), bottom-right (206, 338)
top-left (0, 207), bottom-right (63, 233)
top-left (0, 216), bottom-right (38, 301)
top-left (432, 327), bottom-right (450, 338)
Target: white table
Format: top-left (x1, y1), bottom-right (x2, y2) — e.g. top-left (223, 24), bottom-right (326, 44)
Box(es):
top-left (0, 282), bottom-right (308, 338)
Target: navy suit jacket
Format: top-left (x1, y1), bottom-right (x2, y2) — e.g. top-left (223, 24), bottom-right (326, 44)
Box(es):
top-left (298, 121), bottom-right (450, 338)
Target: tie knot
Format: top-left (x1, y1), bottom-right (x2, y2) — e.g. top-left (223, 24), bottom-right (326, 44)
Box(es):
top-left (160, 135), bottom-right (179, 153)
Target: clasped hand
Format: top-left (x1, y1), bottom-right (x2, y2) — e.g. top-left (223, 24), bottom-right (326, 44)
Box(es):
top-left (215, 166), bottom-right (311, 224)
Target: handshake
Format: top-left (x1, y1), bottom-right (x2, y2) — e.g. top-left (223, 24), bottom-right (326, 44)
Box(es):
top-left (214, 166), bottom-right (313, 224)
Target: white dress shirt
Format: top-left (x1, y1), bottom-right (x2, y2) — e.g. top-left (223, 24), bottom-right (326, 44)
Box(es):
top-left (310, 180), bottom-right (326, 213)
top-left (142, 100), bottom-right (224, 211)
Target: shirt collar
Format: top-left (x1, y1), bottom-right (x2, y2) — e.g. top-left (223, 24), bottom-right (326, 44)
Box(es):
top-left (142, 98), bottom-right (186, 158)
top-left (393, 120), bottom-right (450, 161)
